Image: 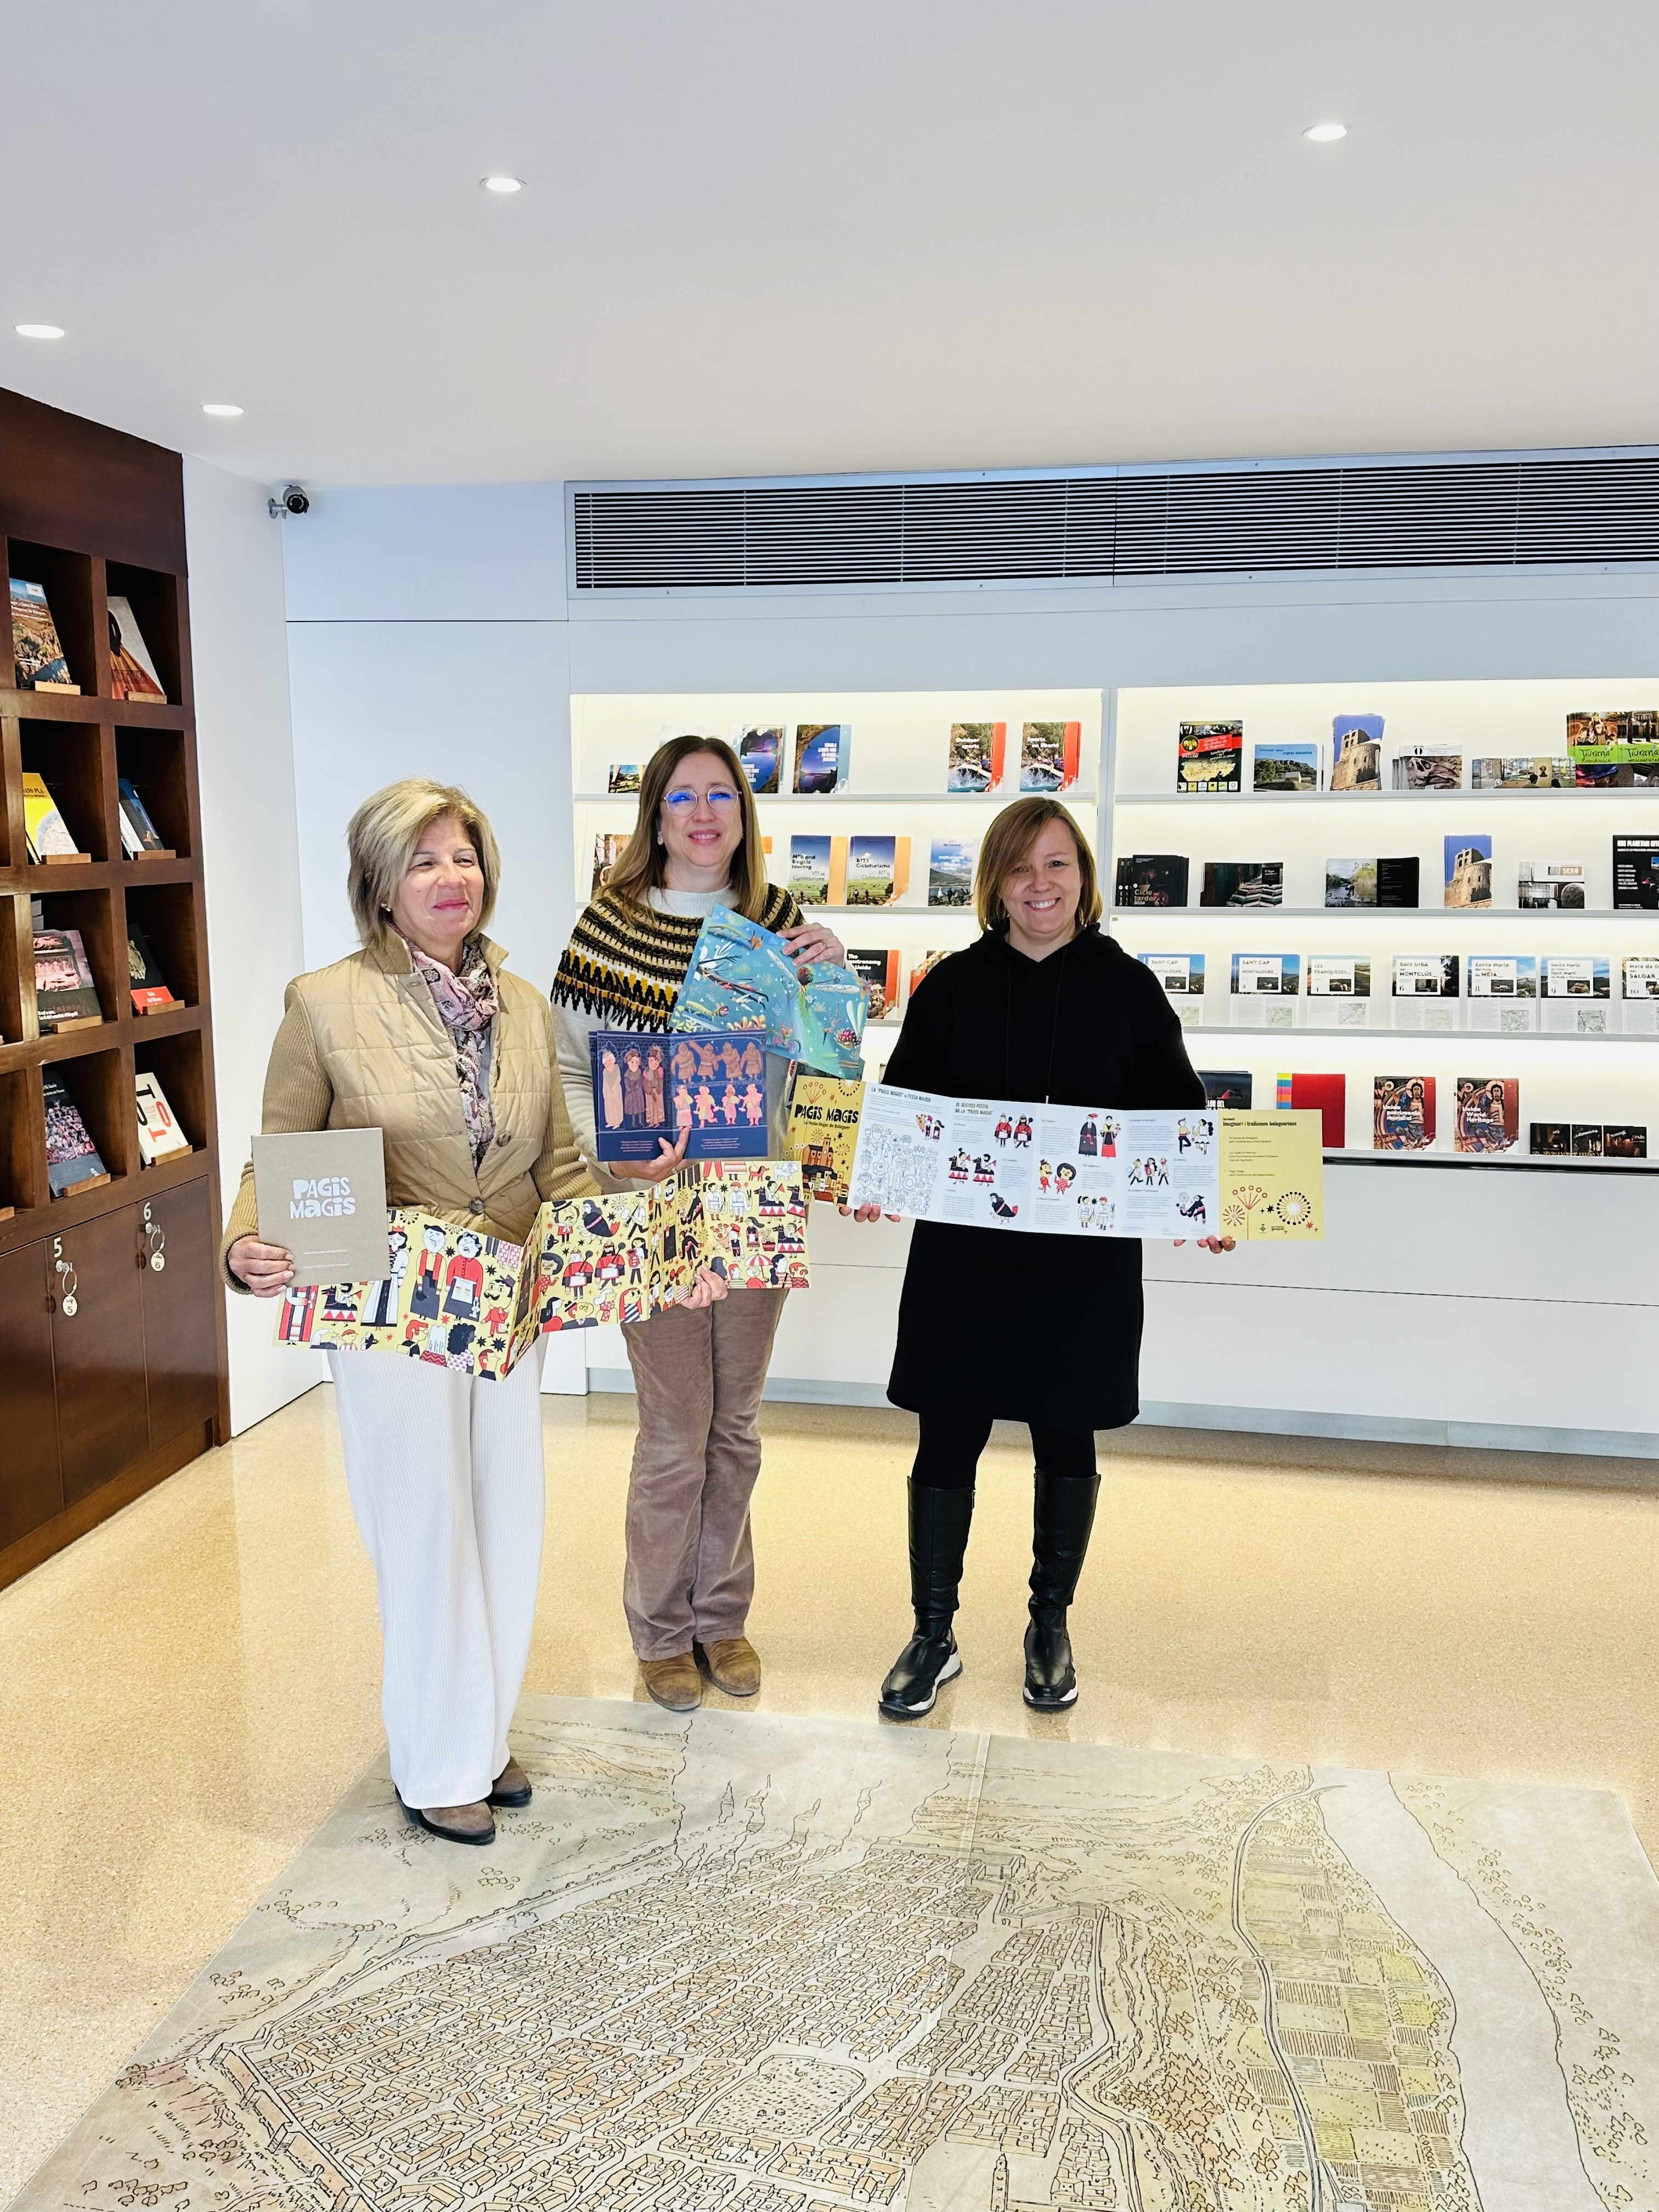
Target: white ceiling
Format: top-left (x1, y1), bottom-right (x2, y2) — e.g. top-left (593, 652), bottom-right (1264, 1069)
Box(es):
top-left (3, 1), bottom-right (1657, 489)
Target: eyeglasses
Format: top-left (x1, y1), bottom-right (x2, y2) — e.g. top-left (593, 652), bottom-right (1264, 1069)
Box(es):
top-left (663, 787), bottom-right (740, 812)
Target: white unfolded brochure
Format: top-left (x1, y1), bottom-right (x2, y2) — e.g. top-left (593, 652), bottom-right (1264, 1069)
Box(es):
top-left (847, 1083), bottom-right (1220, 1239)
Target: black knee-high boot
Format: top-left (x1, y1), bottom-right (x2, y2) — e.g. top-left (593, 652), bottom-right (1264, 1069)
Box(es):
top-left (1024, 1468), bottom-right (1100, 1710)
top-left (878, 1481), bottom-right (975, 1719)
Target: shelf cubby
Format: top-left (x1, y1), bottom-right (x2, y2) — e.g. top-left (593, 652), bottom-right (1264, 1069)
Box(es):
top-left (132, 1027), bottom-right (206, 1155)
top-left (4, 541), bottom-right (99, 701)
top-left (31, 885), bottom-right (122, 1022)
top-left (19, 716), bottom-right (110, 861)
top-left (122, 879), bottom-right (199, 1010)
top-left (114, 725), bottom-right (190, 858)
top-left (0, 894), bottom-right (27, 1043)
top-left (46, 1045), bottom-right (131, 1192)
top-left (0, 1064), bottom-right (40, 1216)
top-left (104, 561), bottom-right (182, 707)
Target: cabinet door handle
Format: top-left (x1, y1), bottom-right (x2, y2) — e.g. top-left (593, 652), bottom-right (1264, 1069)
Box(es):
top-left (54, 1258), bottom-right (79, 1318)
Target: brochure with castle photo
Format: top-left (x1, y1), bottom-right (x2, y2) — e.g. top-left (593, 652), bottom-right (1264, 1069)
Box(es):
top-left (1135, 952), bottom-right (1206, 1028)
top-left (1466, 955), bottom-right (1538, 1033)
top-left (1443, 834), bottom-right (1493, 907)
top-left (1329, 713), bottom-right (1383, 790)
top-left (1391, 955), bottom-right (1459, 1031)
top-left (1302, 955), bottom-right (1371, 1028)
top-left (252, 1128), bottom-right (390, 1284)
top-left (1621, 955), bottom-right (1659, 1034)
top-left (1540, 955), bottom-right (1610, 1035)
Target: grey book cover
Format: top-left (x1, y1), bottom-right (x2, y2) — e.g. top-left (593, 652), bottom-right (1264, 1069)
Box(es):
top-left (252, 1128), bottom-right (390, 1284)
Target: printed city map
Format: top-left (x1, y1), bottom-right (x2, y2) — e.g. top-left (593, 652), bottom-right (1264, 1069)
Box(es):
top-left (12, 1698), bottom-right (1657, 2212)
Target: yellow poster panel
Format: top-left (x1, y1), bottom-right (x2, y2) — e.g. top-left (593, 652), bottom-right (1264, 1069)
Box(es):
top-left (1218, 1111), bottom-right (1325, 1240)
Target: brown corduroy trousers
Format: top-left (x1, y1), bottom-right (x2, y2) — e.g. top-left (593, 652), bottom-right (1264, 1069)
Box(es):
top-left (620, 1287), bottom-right (788, 1660)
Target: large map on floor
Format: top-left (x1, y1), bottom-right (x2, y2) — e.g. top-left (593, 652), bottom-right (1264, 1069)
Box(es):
top-left (273, 1160), bottom-right (809, 1378)
top-left (14, 1698), bottom-right (1656, 2212)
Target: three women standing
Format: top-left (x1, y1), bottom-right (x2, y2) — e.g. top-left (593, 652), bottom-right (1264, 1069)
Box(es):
top-left (550, 736), bottom-right (847, 1713)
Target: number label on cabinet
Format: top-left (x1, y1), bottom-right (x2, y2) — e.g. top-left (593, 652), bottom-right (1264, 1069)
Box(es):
top-left (54, 1246), bottom-right (80, 1318)
top-left (140, 1201), bottom-right (166, 1273)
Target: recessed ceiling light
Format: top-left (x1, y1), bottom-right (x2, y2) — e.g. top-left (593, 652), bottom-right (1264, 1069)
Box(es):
top-left (1303, 121), bottom-right (1348, 143)
top-left (481, 174), bottom-right (525, 194)
top-left (15, 323), bottom-right (65, 340)
top-left (202, 402), bottom-right (244, 417)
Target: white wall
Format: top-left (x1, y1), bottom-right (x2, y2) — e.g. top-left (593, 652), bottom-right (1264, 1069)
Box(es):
top-left (183, 456), bottom-right (314, 1433)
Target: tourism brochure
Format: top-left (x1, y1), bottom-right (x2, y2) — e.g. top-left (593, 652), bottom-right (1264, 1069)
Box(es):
top-left (1391, 955), bottom-right (1459, 1031)
top-left (845, 834), bottom-right (910, 906)
top-left (1201, 860), bottom-right (1282, 907)
top-left (1621, 956), bottom-right (1659, 1034)
top-left (1374, 1075), bottom-right (1436, 1151)
top-left (134, 1071), bottom-right (190, 1164)
top-left (908, 947), bottom-right (950, 997)
top-left (1114, 853), bottom-right (1190, 907)
top-left (1230, 951), bottom-right (1299, 1028)
top-left (735, 726), bottom-right (783, 794)
top-left (606, 762), bottom-right (641, 794)
top-left (673, 902), bottom-right (866, 1077)
top-left (590, 1030), bottom-right (779, 1164)
top-left (1329, 713), bottom-right (1384, 791)
top-left (1604, 1124), bottom-right (1649, 1158)
top-left (1218, 1110), bottom-right (1325, 1238)
top-left (591, 832), bottom-right (627, 895)
top-left (1471, 757), bottom-right (1574, 789)
top-left (1324, 855), bottom-right (1420, 907)
top-left (793, 723), bottom-right (850, 794)
top-left (9, 577), bottom-right (78, 692)
top-left (849, 1087), bottom-right (1234, 1239)
top-left (788, 834), bottom-right (842, 906)
top-left (1393, 751), bottom-right (1463, 791)
top-left (1302, 956), bottom-right (1372, 1028)
top-left (1176, 720), bottom-right (1243, 794)
top-left (928, 836), bottom-right (978, 907)
top-left (1199, 1069), bottom-right (1254, 1109)
top-left (43, 1071), bottom-right (108, 1195)
top-left (1444, 834), bottom-right (1493, 907)
top-left (947, 721), bottom-right (1006, 793)
top-left (32, 923), bottom-right (102, 1029)
top-left (1567, 709), bottom-right (1659, 787)
top-left (252, 1128), bottom-right (391, 1284)
top-left (1252, 742), bottom-right (1320, 792)
top-left (846, 949), bottom-right (899, 1021)
top-left (22, 770), bottom-right (81, 860)
top-left (1465, 955), bottom-right (1538, 1033)
top-left (785, 1073), bottom-right (867, 1203)
top-left (273, 1161), bottom-right (811, 1376)
top-left (106, 595), bottom-right (167, 702)
top-left (117, 776), bottom-right (168, 856)
top-left (1454, 1076), bottom-right (1521, 1154)
top-left (126, 925), bottom-right (178, 1014)
top-left (1135, 952), bottom-right (1206, 1026)
top-left (1612, 835), bottom-right (1659, 908)
top-left (1540, 955), bottom-right (1610, 1034)
top-left (1020, 719), bottom-right (1081, 792)
top-left (1517, 860), bottom-right (1587, 909)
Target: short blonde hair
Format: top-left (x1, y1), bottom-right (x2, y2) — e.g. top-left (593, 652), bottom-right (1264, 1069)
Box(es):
top-left (975, 796), bottom-right (1101, 934)
top-left (346, 778), bottom-right (502, 950)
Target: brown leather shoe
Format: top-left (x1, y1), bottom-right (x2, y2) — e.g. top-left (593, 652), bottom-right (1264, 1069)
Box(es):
top-left (696, 1637), bottom-right (761, 1696)
top-left (489, 1757), bottom-right (531, 1808)
top-left (640, 1654), bottom-right (702, 1711)
top-left (398, 1793), bottom-right (495, 1846)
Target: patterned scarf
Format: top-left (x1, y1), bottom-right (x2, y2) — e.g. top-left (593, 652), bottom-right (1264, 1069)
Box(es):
top-left (405, 934), bottom-right (499, 1163)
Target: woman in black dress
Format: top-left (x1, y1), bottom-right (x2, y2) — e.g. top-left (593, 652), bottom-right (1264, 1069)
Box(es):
top-left (855, 797), bottom-right (1232, 1719)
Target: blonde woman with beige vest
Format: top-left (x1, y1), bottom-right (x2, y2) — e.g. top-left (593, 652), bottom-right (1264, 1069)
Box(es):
top-left (223, 780), bottom-right (725, 1845)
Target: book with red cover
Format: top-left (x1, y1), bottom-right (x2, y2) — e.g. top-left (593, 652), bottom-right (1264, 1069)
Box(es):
top-left (126, 925), bottom-right (178, 1014)
top-left (1276, 1070), bottom-right (1346, 1149)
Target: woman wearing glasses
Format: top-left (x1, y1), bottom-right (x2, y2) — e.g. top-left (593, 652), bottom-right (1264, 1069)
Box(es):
top-left (552, 735), bottom-right (846, 1712)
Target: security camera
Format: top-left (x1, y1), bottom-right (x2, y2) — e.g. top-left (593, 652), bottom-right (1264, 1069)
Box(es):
top-left (268, 484), bottom-right (311, 518)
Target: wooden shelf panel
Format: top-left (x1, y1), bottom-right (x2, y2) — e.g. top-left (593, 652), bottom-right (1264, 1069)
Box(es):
top-left (0, 1144), bottom-right (211, 1261)
top-left (0, 689), bottom-right (190, 729)
top-left (0, 856), bottom-right (200, 894)
top-left (0, 1004), bottom-right (205, 1077)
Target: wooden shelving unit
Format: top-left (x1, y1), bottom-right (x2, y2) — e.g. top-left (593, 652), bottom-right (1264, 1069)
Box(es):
top-left (0, 385), bottom-right (228, 1590)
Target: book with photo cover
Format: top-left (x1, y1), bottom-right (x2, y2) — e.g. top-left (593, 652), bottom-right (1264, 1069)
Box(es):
top-left (591, 832), bottom-right (627, 896)
top-left (1114, 853), bottom-right (1190, 907)
top-left (1444, 833), bottom-right (1493, 908)
top-left (1020, 719), bottom-right (1081, 793)
top-left (33, 924), bottom-right (102, 1029)
top-left (908, 947), bottom-right (950, 998)
top-left (10, 577), bottom-right (78, 692)
top-left (1391, 955), bottom-right (1459, 1031)
top-left (1176, 720), bottom-right (1243, 794)
top-left (1330, 713), bottom-right (1384, 791)
top-left (1374, 1074), bottom-right (1436, 1151)
top-left (1621, 955), bottom-right (1659, 1034)
top-left (1530, 1121), bottom-right (1571, 1156)
top-left (134, 1070), bottom-right (191, 1164)
top-left (1393, 751), bottom-right (1463, 791)
top-left (117, 777), bottom-right (168, 857)
top-left (947, 721), bottom-right (1006, 793)
top-left (785, 1073), bottom-right (866, 1203)
top-left (1571, 1125), bottom-right (1605, 1156)
top-left (1466, 955), bottom-right (1537, 1034)
top-left (1136, 952), bottom-right (1205, 1027)
top-left (1612, 835), bottom-right (1659, 909)
top-left (1199, 1069), bottom-right (1253, 1110)
top-left (1230, 952), bottom-right (1299, 1028)
top-left (1517, 860), bottom-right (1585, 910)
top-left (1303, 955), bottom-right (1371, 1029)
top-left (126, 925), bottom-right (178, 1014)
top-left (793, 723), bottom-right (849, 794)
top-left (1604, 1124), bottom-right (1648, 1159)
top-left (1567, 709), bottom-right (1659, 788)
top-left (1472, 756), bottom-right (1574, 789)
top-left (1541, 955), bottom-right (1610, 1035)
top-left (607, 762), bottom-right (641, 794)
top-left (43, 1070), bottom-right (109, 1195)
top-left (591, 1030), bottom-right (780, 1166)
top-left (22, 770), bottom-right (81, 861)
top-left (106, 595), bottom-right (166, 703)
top-left (1252, 742), bottom-right (1319, 792)
top-left (1454, 1075), bottom-right (1521, 1154)
top-left (928, 836), bottom-right (978, 909)
top-left (789, 833), bottom-right (845, 906)
top-left (847, 949), bottom-right (900, 1022)
top-left (845, 834), bottom-right (910, 906)
top-left (735, 726), bottom-right (782, 795)
top-left (1276, 1070), bottom-right (1346, 1148)
top-left (1201, 860), bottom-right (1282, 907)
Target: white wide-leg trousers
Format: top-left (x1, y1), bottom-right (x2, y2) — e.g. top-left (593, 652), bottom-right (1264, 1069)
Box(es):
top-left (328, 1342), bottom-right (546, 1809)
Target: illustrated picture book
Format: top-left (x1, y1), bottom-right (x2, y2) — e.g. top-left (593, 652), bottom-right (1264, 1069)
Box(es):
top-left (10, 577), bottom-right (78, 692)
top-left (673, 903), bottom-right (866, 1078)
top-left (1443, 834), bottom-right (1493, 908)
top-left (928, 836), bottom-right (978, 907)
top-left (793, 723), bottom-right (850, 794)
top-left (43, 1070), bottom-right (108, 1195)
top-left (1020, 720), bottom-right (1081, 793)
top-left (1252, 742), bottom-right (1319, 792)
top-left (785, 1073), bottom-right (867, 1203)
top-left (735, 726), bottom-right (782, 794)
top-left (947, 721), bottom-right (1006, 793)
top-left (1454, 1075), bottom-right (1520, 1154)
top-left (1329, 712), bottom-right (1383, 790)
top-left (1374, 1075), bottom-right (1436, 1151)
top-left (1176, 720), bottom-right (1243, 794)
top-left (106, 596), bottom-right (166, 703)
top-left (32, 922), bottom-right (101, 1029)
top-left (274, 1163), bottom-right (811, 1376)
top-left (126, 925), bottom-right (177, 1014)
top-left (845, 834), bottom-right (910, 906)
top-left (134, 1071), bottom-right (191, 1164)
top-left (1201, 860), bottom-right (1282, 907)
top-left (1465, 955), bottom-right (1538, 1033)
top-left (22, 770), bottom-right (81, 861)
top-left (1114, 853), bottom-right (1189, 907)
top-left (591, 1030), bottom-right (780, 1165)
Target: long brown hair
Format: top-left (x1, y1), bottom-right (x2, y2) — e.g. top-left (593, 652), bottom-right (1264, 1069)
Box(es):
top-left (601, 735), bottom-right (771, 921)
top-left (974, 797), bottom-right (1101, 934)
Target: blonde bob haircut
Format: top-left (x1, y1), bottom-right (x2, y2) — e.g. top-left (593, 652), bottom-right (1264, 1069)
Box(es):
top-left (346, 778), bottom-right (502, 951)
top-left (975, 796), bottom-right (1102, 935)
top-left (603, 734), bottom-right (771, 921)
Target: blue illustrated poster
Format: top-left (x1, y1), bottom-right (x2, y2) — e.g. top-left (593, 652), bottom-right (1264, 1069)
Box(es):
top-left (590, 1030), bottom-right (779, 1165)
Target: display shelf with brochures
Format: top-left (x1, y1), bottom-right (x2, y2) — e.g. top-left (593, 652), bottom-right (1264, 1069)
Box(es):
top-left (1108, 679), bottom-right (1659, 1171)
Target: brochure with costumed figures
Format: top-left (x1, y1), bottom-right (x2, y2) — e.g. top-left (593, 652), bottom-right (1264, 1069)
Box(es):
top-left (785, 1074), bottom-right (866, 1203)
top-left (273, 1163), bottom-right (810, 1376)
top-left (590, 1029), bottom-right (779, 1164)
top-left (672, 902), bottom-right (866, 1078)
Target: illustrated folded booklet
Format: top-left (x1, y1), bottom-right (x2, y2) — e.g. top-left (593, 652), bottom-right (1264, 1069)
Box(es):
top-left (673, 903), bottom-right (866, 1077)
top-left (844, 1084), bottom-right (1323, 1242)
top-left (273, 1160), bottom-right (810, 1376)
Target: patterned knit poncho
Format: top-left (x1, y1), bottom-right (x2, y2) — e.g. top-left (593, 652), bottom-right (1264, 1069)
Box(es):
top-left (550, 885), bottom-right (801, 1033)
